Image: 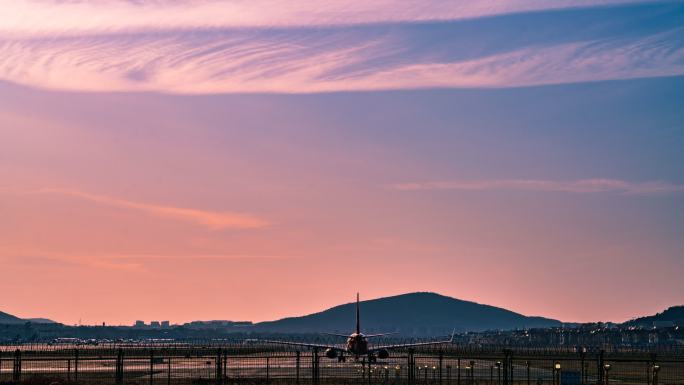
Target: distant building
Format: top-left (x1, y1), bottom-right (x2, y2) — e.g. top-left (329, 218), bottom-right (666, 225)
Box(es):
top-left (134, 320), bottom-right (146, 328)
top-left (150, 321), bottom-right (161, 328)
top-left (185, 320), bottom-right (253, 330)
top-left (161, 321), bottom-right (170, 328)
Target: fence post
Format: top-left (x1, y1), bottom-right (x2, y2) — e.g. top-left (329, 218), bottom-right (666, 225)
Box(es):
top-left (503, 350), bottom-right (510, 385)
top-left (526, 361), bottom-right (530, 385)
top-left (150, 349), bottom-right (154, 385)
top-left (168, 352), bottom-right (172, 385)
top-left (266, 356), bottom-right (270, 385)
top-left (408, 349), bottom-right (414, 385)
top-left (497, 361), bottom-right (502, 385)
top-left (648, 354), bottom-right (657, 385)
top-left (651, 365), bottom-right (659, 385)
top-left (223, 350), bottom-right (228, 384)
top-left (439, 352), bottom-right (444, 385)
top-left (216, 348), bottom-right (223, 385)
top-left (12, 349), bottom-right (21, 383)
top-left (597, 351), bottom-right (604, 385)
top-left (68, 358), bottom-right (71, 382)
top-left (116, 348), bottom-right (124, 385)
top-left (580, 352), bottom-right (585, 385)
top-left (408, 350), bottom-right (412, 385)
top-left (457, 358), bottom-right (461, 385)
top-left (296, 351), bottom-right (300, 385)
top-left (75, 348), bottom-right (79, 383)
top-left (312, 348), bottom-right (319, 385)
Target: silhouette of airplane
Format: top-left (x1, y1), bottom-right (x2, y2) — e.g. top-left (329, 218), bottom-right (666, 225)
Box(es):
top-left (263, 293), bottom-right (454, 362)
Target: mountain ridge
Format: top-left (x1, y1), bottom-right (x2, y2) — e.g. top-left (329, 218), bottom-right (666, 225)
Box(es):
top-left (624, 305), bottom-right (684, 327)
top-left (3, 294), bottom-right (682, 332)
top-left (0, 310), bottom-right (25, 324)
top-left (0, 311), bottom-right (56, 325)
top-left (253, 292), bottom-right (561, 335)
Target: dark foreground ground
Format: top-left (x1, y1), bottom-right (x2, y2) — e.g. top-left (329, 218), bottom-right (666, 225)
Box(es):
top-left (1, 344), bottom-right (682, 385)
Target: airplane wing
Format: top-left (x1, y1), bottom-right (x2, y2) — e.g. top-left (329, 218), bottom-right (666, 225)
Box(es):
top-left (320, 332), bottom-right (350, 338)
top-left (370, 330), bottom-right (454, 352)
top-left (259, 339), bottom-right (343, 351)
top-left (365, 332), bottom-right (398, 338)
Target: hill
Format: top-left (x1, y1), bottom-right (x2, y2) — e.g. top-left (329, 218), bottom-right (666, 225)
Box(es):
top-left (624, 306), bottom-right (684, 327)
top-left (0, 311), bottom-right (56, 325)
top-left (254, 292), bottom-right (560, 335)
top-left (24, 318), bottom-right (57, 324)
top-left (0, 311), bottom-right (24, 324)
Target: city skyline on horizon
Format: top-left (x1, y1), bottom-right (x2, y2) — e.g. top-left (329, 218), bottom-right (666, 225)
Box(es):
top-left (5, 288), bottom-right (683, 327)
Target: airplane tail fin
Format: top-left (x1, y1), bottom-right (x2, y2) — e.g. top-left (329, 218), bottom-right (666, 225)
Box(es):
top-left (356, 293), bottom-right (360, 334)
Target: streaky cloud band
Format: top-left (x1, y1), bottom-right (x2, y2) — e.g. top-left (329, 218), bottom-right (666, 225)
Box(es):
top-left (2, 0), bottom-right (644, 35)
top-left (31, 188), bottom-right (270, 229)
top-left (0, 2), bottom-right (682, 93)
top-left (392, 179), bottom-right (684, 195)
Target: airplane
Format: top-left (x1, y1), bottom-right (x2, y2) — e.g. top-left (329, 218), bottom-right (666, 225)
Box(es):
top-left (263, 293), bottom-right (454, 362)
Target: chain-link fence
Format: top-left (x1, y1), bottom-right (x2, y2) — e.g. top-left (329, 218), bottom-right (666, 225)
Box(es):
top-left (0, 344), bottom-right (682, 385)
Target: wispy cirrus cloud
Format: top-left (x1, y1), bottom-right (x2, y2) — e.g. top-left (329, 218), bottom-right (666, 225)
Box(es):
top-left (2, 0), bottom-right (643, 35)
top-left (1, 252), bottom-right (295, 272)
top-left (392, 179), bottom-right (684, 195)
top-left (33, 188), bottom-right (270, 229)
top-left (0, 2), bottom-right (682, 93)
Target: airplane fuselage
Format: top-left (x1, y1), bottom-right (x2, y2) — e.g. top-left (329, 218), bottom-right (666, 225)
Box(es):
top-left (346, 333), bottom-right (368, 355)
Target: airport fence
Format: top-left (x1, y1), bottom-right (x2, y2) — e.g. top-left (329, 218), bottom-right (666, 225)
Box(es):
top-left (0, 344), bottom-right (682, 385)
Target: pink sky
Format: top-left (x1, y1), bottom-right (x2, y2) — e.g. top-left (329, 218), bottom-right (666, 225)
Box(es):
top-left (1, 1), bottom-right (683, 326)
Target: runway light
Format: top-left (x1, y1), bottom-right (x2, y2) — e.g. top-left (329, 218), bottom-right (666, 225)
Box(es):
top-left (555, 363), bottom-right (561, 370)
top-left (604, 364), bottom-right (611, 371)
top-left (653, 365), bottom-right (660, 372)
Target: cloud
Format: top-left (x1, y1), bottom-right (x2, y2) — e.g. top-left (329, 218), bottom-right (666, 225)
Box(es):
top-left (0, 2), bottom-right (681, 93)
top-left (105, 254), bottom-right (295, 261)
top-left (2, 0), bottom-right (643, 35)
top-left (2, 254), bottom-right (145, 271)
top-left (34, 188), bottom-right (270, 229)
top-left (392, 179), bottom-right (684, 195)
top-left (1, 252), bottom-right (294, 273)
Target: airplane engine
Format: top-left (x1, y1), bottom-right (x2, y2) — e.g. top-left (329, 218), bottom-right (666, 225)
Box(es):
top-left (325, 348), bottom-right (338, 359)
top-left (377, 349), bottom-right (389, 359)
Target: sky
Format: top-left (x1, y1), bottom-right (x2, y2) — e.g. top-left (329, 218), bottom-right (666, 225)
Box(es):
top-left (0, 0), bottom-right (683, 326)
